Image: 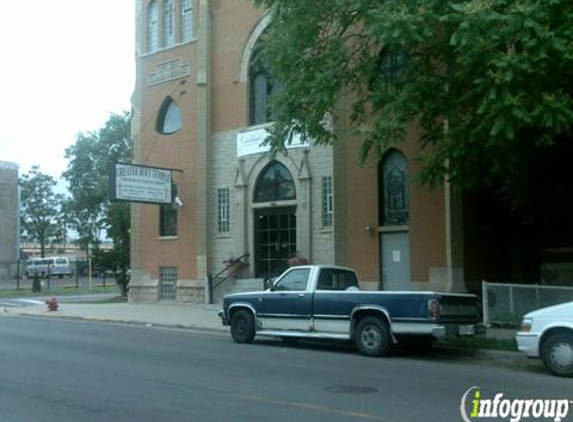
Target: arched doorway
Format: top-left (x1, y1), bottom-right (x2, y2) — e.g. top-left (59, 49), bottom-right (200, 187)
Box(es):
top-left (253, 161), bottom-right (297, 277)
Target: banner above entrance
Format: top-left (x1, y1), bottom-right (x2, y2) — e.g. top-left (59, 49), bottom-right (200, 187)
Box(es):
top-left (109, 162), bottom-right (175, 205)
top-left (236, 126), bottom-right (307, 157)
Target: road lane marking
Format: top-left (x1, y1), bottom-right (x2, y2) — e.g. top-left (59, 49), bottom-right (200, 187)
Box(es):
top-left (230, 393), bottom-right (389, 421)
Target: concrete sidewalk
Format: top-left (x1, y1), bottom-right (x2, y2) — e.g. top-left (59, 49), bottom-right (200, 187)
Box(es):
top-left (1, 300), bottom-right (226, 333)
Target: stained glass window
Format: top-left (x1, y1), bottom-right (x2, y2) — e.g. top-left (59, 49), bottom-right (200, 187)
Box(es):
top-left (249, 37), bottom-right (282, 126)
top-left (380, 150), bottom-right (409, 225)
top-left (254, 162), bottom-right (296, 203)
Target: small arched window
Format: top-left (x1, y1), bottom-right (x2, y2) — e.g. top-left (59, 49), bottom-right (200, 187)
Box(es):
top-left (163, 0), bottom-right (175, 47)
top-left (147, 0), bottom-right (159, 53)
top-left (254, 161), bottom-right (296, 203)
top-left (248, 37), bottom-right (282, 126)
top-left (156, 97), bottom-right (182, 135)
top-left (379, 149), bottom-right (409, 226)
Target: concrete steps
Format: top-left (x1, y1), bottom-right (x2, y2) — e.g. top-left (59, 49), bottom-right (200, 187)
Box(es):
top-left (213, 278), bottom-right (265, 303)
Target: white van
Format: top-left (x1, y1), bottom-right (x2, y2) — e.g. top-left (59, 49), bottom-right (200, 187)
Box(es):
top-left (26, 257), bottom-right (72, 278)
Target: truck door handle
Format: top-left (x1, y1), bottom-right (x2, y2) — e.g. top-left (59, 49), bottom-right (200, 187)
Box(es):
top-left (297, 293), bottom-right (305, 297)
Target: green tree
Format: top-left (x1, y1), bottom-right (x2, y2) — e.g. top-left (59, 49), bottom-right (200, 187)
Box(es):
top-left (63, 111), bottom-right (132, 295)
top-left (19, 166), bottom-right (64, 257)
top-left (254, 0), bottom-right (573, 203)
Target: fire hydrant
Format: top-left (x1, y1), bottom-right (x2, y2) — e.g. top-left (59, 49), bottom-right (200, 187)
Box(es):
top-left (46, 297), bottom-right (59, 312)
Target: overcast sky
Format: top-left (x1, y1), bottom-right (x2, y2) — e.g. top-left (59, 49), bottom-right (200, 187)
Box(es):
top-left (0, 1), bottom-right (135, 182)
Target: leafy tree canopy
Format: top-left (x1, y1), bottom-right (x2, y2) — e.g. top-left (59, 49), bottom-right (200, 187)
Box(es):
top-left (63, 111), bottom-right (132, 295)
top-left (254, 0), bottom-right (573, 202)
top-left (19, 166), bottom-right (64, 257)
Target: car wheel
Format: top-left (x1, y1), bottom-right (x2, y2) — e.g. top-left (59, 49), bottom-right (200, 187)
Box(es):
top-left (541, 332), bottom-right (573, 377)
top-left (355, 317), bottom-right (391, 357)
top-left (230, 310), bottom-right (255, 344)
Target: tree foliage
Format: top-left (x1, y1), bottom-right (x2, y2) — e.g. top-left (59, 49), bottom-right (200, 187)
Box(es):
top-left (19, 166), bottom-right (64, 257)
top-left (63, 111), bottom-right (132, 295)
top-left (254, 0), bottom-right (573, 202)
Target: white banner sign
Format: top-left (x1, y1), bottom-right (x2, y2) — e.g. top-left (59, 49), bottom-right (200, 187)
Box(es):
top-left (110, 163), bottom-right (173, 205)
top-left (237, 127), bottom-right (307, 157)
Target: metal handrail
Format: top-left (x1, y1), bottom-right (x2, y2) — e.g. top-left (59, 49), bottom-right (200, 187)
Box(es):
top-left (207, 253), bottom-right (249, 304)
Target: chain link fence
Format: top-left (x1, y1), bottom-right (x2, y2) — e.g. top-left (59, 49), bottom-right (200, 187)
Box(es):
top-left (0, 259), bottom-right (116, 291)
top-left (482, 281), bottom-right (573, 326)
top-left (0, 260), bottom-right (22, 290)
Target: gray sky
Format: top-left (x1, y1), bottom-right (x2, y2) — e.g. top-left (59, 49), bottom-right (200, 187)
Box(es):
top-left (0, 0), bottom-right (135, 182)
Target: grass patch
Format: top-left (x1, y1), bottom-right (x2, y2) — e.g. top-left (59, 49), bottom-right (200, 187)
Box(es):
top-left (0, 285), bottom-right (120, 299)
top-left (437, 335), bottom-right (518, 352)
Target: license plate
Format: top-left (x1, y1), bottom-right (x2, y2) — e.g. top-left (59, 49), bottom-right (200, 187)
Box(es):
top-left (459, 325), bottom-right (475, 335)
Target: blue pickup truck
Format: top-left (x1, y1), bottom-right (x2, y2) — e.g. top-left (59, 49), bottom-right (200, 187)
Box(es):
top-left (218, 265), bottom-right (484, 356)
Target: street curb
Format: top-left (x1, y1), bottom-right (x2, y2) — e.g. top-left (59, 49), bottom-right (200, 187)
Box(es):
top-left (8, 311), bottom-right (228, 334)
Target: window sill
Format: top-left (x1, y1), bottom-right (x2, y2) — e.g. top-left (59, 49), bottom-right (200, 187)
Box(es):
top-left (214, 233), bottom-right (233, 239)
top-left (158, 236), bottom-right (179, 241)
top-left (139, 39), bottom-right (198, 58)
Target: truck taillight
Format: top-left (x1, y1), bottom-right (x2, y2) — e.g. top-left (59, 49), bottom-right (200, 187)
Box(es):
top-left (428, 299), bottom-right (440, 318)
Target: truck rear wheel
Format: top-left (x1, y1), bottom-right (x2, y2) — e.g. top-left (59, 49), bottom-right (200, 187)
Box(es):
top-left (355, 317), bottom-right (391, 357)
top-left (230, 310), bottom-right (255, 344)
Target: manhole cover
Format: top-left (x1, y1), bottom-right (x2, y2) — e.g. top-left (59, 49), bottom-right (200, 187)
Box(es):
top-left (322, 385), bottom-right (378, 395)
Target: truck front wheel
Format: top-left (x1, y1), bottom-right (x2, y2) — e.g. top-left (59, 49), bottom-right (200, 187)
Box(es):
top-left (355, 317), bottom-right (391, 357)
top-left (230, 310), bottom-right (256, 344)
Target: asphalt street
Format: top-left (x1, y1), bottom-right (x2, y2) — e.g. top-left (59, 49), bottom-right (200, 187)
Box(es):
top-left (0, 317), bottom-right (571, 422)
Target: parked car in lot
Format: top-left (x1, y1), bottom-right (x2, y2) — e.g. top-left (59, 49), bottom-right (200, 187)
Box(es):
top-left (219, 265), bottom-right (485, 356)
top-left (26, 257), bottom-right (72, 279)
top-left (516, 301), bottom-right (573, 377)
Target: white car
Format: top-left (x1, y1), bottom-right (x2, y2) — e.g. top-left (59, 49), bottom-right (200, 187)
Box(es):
top-left (516, 301), bottom-right (573, 377)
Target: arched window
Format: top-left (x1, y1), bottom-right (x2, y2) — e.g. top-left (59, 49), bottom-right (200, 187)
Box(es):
top-left (379, 150), bottom-right (409, 226)
top-left (147, 0), bottom-right (159, 52)
top-left (254, 161), bottom-right (296, 203)
top-left (249, 37), bottom-right (282, 126)
top-left (181, 0), bottom-right (194, 42)
top-left (163, 0), bottom-right (175, 47)
top-left (156, 97), bottom-right (182, 134)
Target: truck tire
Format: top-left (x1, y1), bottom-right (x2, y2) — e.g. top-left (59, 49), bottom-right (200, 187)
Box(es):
top-left (355, 317), bottom-right (391, 357)
top-left (230, 310), bottom-right (256, 344)
top-left (541, 332), bottom-right (573, 377)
